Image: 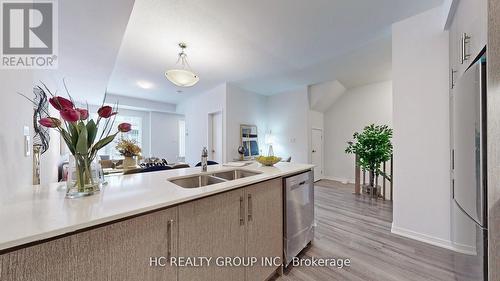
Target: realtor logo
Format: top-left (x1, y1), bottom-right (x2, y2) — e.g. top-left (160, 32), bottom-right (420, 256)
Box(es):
top-left (1, 0), bottom-right (58, 68)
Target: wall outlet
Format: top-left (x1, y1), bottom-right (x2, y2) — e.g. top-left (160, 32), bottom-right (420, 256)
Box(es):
top-left (289, 137), bottom-right (296, 143)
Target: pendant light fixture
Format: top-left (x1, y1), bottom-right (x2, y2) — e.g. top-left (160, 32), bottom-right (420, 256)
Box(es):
top-left (165, 43), bottom-right (199, 87)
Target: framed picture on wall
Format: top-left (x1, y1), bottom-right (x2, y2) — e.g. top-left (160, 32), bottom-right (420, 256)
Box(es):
top-left (240, 124), bottom-right (259, 159)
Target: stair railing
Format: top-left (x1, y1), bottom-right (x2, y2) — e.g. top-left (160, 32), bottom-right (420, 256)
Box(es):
top-left (354, 154), bottom-right (393, 200)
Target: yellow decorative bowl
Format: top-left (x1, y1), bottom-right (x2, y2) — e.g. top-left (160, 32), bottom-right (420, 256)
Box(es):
top-left (256, 156), bottom-right (281, 166)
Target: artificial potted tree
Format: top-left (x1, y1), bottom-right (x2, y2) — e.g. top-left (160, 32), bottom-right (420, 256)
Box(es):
top-left (345, 124), bottom-right (393, 196)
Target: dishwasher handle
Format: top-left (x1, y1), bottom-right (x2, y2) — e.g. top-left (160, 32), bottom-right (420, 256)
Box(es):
top-left (286, 171), bottom-right (313, 189)
top-left (289, 180), bottom-right (311, 191)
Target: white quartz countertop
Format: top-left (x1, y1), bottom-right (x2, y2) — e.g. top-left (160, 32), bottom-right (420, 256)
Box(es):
top-left (0, 162), bottom-right (313, 252)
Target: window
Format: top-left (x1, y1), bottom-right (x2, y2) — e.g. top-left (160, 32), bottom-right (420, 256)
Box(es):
top-left (95, 114), bottom-right (143, 159)
top-left (178, 119), bottom-right (186, 159)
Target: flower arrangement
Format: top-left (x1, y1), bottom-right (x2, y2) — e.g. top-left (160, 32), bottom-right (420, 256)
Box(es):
top-left (22, 82), bottom-right (131, 198)
top-left (116, 137), bottom-right (142, 157)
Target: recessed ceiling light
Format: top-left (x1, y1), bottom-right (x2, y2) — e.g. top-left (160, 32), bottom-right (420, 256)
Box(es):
top-left (137, 80), bottom-right (154, 89)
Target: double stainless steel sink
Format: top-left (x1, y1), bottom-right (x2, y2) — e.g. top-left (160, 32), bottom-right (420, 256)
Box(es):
top-left (168, 169), bottom-right (262, 188)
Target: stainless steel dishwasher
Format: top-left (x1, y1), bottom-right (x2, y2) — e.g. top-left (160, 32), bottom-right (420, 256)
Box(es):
top-left (284, 170), bottom-right (314, 266)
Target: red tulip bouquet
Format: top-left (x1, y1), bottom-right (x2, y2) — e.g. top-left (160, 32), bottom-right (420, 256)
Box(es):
top-left (23, 83), bottom-right (131, 198)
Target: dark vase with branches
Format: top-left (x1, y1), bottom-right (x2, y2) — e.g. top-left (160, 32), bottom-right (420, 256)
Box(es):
top-left (345, 124), bottom-right (393, 193)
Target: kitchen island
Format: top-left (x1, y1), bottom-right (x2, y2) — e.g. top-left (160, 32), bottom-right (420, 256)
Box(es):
top-left (0, 162), bottom-right (313, 281)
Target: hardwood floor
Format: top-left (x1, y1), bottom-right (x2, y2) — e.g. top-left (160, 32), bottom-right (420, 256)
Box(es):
top-left (276, 180), bottom-right (462, 281)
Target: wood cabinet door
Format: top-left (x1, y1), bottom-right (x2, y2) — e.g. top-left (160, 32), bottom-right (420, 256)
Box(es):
top-left (106, 207), bottom-right (178, 281)
top-left (178, 189), bottom-right (246, 281)
top-left (0, 207), bottom-right (178, 281)
top-left (245, 178), bottom-right (283, 281)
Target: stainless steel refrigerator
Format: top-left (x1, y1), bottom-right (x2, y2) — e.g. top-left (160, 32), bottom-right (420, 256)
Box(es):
top-left (451, 51), bottom-right (487, 281)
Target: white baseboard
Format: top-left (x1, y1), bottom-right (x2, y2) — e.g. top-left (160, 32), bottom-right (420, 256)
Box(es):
top-left (391, 224), bottom-right (454, 250)
top-left (323, 176), bottom-right (355, 184)
top-left (451, 241), bottom-right (477, 255)
top-left (391, 223), bottom-right (476, 255)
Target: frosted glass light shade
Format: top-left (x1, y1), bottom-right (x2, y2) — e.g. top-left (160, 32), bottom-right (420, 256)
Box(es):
top-left (165, 69), bottom-right (199, 87)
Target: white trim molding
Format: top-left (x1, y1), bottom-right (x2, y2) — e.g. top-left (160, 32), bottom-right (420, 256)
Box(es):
top-left (450, 241), bottom-right (477, 256)
top-left (323, 176), bottom-right (354, 185)
top-left (391, 223), bottom-right (476, 255)
top-left (391, 223), bottom-right (454, 250)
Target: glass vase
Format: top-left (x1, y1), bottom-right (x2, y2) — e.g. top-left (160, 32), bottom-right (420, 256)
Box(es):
top-left (66, 155), bottom-right (101, 199)
top-left (122, 156), bottom-right (137, 170)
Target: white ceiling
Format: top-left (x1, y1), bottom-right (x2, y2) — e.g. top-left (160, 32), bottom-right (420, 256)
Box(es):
top-left (107, 0), bottom-right (443, 103)
top-left (38, 0), bottom-right (134, 105)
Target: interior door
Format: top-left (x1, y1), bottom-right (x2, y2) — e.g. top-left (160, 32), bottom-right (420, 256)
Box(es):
top-left (209, 112), bottom-right (223, 163)
top-left (311, 129), bottom-right (323, 181)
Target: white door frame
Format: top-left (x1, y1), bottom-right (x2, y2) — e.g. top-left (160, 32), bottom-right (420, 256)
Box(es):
top-left (311, 128), bottom-right (324, 182)
top-left (207, 110), bottom-right (223, 163)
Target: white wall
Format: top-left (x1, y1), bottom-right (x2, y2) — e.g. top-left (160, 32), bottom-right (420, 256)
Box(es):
top-left (324, 81), bottom-right (393, 183)
top-left (179, 84), bottom-right (314, 165)
top-left (267, 87), bottom-right (310, 163)
top-left (150, 112), bottom-right (183, 163)
top-left (0, 71), bottom-right (35, 194)
top-left (106, 94), bottom-right (176, 113)
top-left (177, 84), bottom-right (227, 166)
top-left (226, 84), bottom-right (268, 160)
top-left (88, 102), bottom-right (184, 162)
top-left (392, 7), bottom-right (452, 247)
top-left (180, 84), bottom-right (312, 165)
top-left (0, 72), bottom-right (68, 190)
top-left (100, 96), bottom-right (181, 161)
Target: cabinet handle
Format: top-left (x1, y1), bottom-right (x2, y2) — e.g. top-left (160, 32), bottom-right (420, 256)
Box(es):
top-left (239, 196), bottom-right (245, 225)
top-left (461, 32), bottom-right (471, 64)
top-left (452, 179), bottom-right (455, 198)
top-left (167, 219), bottom-right (174, 259)
top-left (247, 194), bottom-right (253, 222)
top-left (450, 68), bottom-right (457, 89)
